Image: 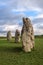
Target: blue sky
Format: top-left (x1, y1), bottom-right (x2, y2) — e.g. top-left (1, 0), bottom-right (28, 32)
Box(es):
top-left (0, 0), bottom-right (43, 36)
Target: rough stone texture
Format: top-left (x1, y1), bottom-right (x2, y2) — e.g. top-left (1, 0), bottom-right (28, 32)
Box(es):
top-left (15, 29), bottom-right (20, 43)
top-left (21, 17), bottom-right (34, 52)
top-left (7, 31), bottom-right (12, 41)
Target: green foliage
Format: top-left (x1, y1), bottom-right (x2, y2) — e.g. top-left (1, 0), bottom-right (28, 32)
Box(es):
top-left (0, 37), bottom-right (43, 65)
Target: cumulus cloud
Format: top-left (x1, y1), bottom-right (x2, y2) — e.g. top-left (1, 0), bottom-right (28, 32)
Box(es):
top-left (0, 24), bottom-right (22, 36)
top-left (33, 23), bottom-right (43, 35)
top-left (4, 0), bottom-right (43, 11)
top-left (0, 0), bottom-right (43, 36)
top-left (35, 14), bottom-right (43, 19)
top-left (33, 18), bottom-right (43, 35)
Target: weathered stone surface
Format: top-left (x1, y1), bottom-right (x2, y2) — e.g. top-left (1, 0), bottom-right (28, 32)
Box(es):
top-left (15, 29), bottom-right (20, 43)
top-left (7, 31), bottom-right (12, 41)
top-left (21, 17), bottom-right (34, 52)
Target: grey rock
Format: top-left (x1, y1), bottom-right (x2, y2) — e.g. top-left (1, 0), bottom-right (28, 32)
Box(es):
top-left (15, 29), bottom-right (20, 43)
top-left (21, 17), bottom-right (35, 52)
top-left (7, 31), bottom-right (12, 41)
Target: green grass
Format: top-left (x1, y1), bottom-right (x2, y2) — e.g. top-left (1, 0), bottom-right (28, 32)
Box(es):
top-left (0, 37), bottom-right (43, 65)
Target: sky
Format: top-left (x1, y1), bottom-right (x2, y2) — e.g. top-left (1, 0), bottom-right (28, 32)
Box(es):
top-left (0, 0), bottom-right (43, 36)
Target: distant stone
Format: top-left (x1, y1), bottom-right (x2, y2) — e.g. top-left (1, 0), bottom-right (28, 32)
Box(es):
top-left (21, 17), bottom-right (34, 52)
top-left (7, 31), bottom-right (12, 41)
top-left (15, 29), bottom-right (20, 43)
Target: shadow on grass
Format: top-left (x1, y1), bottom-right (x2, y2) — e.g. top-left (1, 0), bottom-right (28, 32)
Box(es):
top-left (0, 46), bottom-right (23, 53)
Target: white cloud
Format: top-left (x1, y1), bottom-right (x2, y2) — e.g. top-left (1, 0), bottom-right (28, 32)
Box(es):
top-left (30, 13), bottom-right (43, 21)
top-left (0, 24), bottom-right (22, 31)
top-left (33, 23), bottom-right (43, 35)
top-left (0, 0), bottom-right (43, 36)
top-left (0, 0), bottom-right (43, 12)
top-left (0, 24), bottom-right (22, 36)
top-left (35, 14), bottom-right (43, 19)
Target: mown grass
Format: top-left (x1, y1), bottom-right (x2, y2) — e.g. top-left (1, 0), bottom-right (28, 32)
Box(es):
top-left (0, 37), bottom-right (43, 65)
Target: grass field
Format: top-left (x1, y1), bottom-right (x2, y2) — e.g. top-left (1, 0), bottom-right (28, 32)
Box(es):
top-left (0, 37), bottom-right (43, 65)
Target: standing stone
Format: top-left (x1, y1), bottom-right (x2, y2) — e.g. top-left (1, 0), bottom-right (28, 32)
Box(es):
top-left (30, 27), bottom-right (35, 49)
top-left (7, 31), bottom-right (12, 41)
top-left (21, 17), bottom-right (34, 52)
top-left (15, 29), bottom-right (20, 43)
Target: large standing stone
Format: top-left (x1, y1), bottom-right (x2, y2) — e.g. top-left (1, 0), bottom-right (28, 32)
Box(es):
top-left (7, 31), bottom-right (12, 41)
top-left (21, 17), bottom-right (34, 52)
top-left (15, 29), bottom-right (20, 43)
